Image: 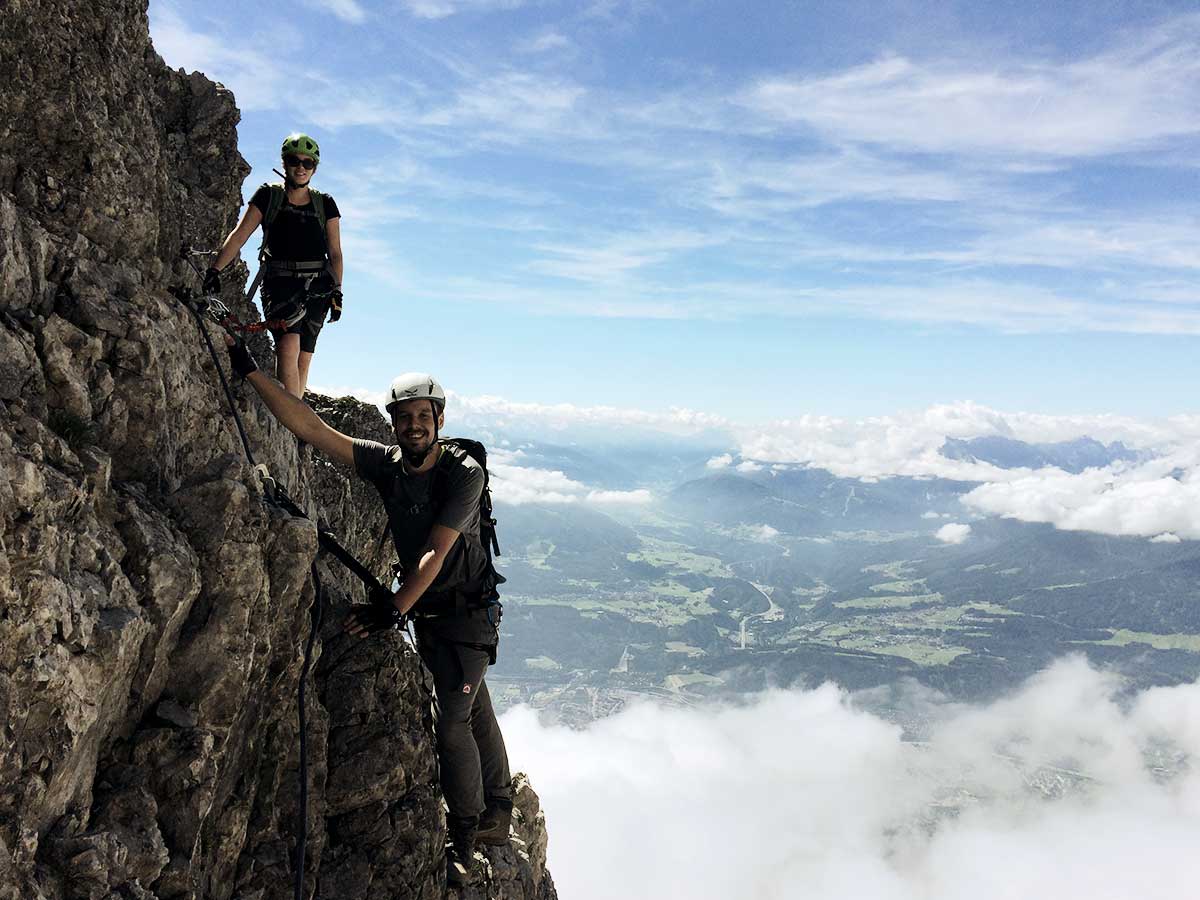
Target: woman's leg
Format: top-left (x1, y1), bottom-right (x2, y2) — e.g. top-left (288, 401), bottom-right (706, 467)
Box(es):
top-left (297, 350), bottom-right (315, 397)
top-left (274, 333), bottom-right (302, 397)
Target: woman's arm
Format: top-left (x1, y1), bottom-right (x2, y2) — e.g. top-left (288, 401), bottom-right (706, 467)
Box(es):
top-left (212, 204), bottom-right (264, 271)
top-left (326, 216), bottom-right (343, 285)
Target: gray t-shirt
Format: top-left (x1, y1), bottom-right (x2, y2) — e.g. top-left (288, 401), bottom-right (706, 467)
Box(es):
top-left (352, 440), bottom-right (488, 599)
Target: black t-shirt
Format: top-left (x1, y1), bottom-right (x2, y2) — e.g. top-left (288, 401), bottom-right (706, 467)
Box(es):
top-left (250, 184), bottom-right (340, 262)
top-left (351, 440), bottom-right (490, 600)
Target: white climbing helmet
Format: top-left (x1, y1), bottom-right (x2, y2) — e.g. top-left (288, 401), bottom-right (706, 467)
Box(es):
top-left (385, 373), bottom-right (446, 414)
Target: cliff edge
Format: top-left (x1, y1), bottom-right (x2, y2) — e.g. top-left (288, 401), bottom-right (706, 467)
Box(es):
top-left (0, 2), bottom-right (556, 898)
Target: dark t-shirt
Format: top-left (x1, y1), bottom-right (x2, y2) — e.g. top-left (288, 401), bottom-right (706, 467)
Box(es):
top-left (352, 440), bottom-right (489, 601)
top-left (250, 184), bottom-right (340, 261)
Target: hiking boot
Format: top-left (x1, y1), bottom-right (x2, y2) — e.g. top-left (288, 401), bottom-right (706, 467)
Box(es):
top-left (446, 843), bottom-right (475, 886)
top-left (475, 803), bottom-right (513, 846)
top-left (446, 815), bottom-right (478, 885)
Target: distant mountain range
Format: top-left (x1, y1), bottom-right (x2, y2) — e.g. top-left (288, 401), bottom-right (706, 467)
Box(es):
top-left (938, 435), bottom-right (1144, 472)
top-left (665, 467), bottom-right (970, 533)
top-left (487, 430), bottom-right (1197, 724)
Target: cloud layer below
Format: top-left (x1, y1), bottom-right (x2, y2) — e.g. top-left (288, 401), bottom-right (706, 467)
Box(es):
top-left (502, 657), bottom-right (1200, 900)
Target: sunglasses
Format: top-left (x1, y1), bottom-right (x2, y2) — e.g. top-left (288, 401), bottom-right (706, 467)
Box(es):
top-left (283, 155), bottom-right (316, 170)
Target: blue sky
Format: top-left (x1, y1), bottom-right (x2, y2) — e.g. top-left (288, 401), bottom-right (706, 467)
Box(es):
top-left (149, 0), bottom-right (1200, 422)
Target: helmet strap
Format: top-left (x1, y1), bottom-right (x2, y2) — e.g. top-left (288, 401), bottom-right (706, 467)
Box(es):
top-left (275, 165), bottom-right (313, 192)
top-left (401, 445), bottom-right (431, 467)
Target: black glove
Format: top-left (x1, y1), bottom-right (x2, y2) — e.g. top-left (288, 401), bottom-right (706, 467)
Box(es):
top-left (347, 587), bottom-right (405, 635)
top-left (328, 288), bottom-right (343, 323)
top-left (226, 339), bottom-right (258, 378)
top-left (203, 267), bottom-right (222, 295)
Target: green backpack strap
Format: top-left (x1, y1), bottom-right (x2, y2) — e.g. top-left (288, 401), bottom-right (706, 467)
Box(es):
top-left (257, 183), bottom-right (286, 262)
top-left (309, 189), bottom-right (327, 235)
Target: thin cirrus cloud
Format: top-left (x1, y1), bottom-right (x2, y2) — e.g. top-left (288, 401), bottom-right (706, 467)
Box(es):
top-left (150, 6), bottom-right (1200, 334)
top-left (302, 0), bottom-right (367, 23)
top-left (743, 17), bottom-right (1200, 158)
top-left (149, 4), bottom-right (292, 111)
top-left (394, 272), bottom-right (1193, 331)
top-left (399, 0), bottom-right (525, 19)
top-left (515, 29), bottom-right (573, 54)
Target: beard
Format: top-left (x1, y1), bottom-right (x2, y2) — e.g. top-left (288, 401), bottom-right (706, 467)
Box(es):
top-left (399, 430), bottom-right (436, 466)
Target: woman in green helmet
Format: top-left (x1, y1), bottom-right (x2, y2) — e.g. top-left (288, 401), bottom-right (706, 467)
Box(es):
top-left (206, 132), bottom-right (344, 398)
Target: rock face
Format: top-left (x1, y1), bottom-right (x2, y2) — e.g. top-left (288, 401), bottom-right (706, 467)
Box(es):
top-left (0, 3), bottom-right (557, 899)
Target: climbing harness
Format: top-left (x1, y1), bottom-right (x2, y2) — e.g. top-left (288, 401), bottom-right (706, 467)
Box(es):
top-left (180, 249), bottom-right (307, 333)
top-left (195, 289), bottom-right (307, 333)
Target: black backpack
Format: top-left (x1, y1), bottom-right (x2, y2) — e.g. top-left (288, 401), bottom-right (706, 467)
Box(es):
top-left (435, 437), bottom-right (504, 587)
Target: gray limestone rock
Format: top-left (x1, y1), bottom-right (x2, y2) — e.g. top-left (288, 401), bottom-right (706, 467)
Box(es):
top-left (0, 2), bottom-right (558, 899)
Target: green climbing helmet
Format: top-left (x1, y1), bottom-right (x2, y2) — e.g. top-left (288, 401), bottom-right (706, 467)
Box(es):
top-left (281, 132), bottom-right (320, 164)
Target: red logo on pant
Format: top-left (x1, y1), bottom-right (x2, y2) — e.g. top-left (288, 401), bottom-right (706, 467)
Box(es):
top-left (462, 684), bottom-right (472, 694)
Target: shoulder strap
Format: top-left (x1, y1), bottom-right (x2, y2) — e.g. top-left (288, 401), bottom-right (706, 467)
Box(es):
top-left (309, 189), bottom-right (327, 236)
top-left (257, 184), bottom-right (286, 263)
top-left (431, 439), bottom-right (456, 506)
top-left (437, 439), bottom-right (501, 559)
top-left (263, 183), bottom-right (286, 231)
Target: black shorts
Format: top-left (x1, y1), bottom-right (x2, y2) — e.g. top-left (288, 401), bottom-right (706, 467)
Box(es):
top-left (261, 275), bottom-right (333, 353)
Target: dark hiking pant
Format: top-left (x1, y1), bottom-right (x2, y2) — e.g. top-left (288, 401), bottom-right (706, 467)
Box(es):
top-left (415, 613), bottom-right (512, 821)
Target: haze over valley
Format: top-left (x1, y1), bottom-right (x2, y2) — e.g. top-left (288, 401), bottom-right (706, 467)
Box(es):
top-left (460, 409), bottom-right (1200, 729)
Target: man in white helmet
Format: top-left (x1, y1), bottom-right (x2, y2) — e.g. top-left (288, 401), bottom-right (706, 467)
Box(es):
top-left (223, 347), bottom-right (512, 885)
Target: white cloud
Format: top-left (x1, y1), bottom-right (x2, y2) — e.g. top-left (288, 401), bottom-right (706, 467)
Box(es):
top-left (490, 456), bottom-right (586, 505)
top-left (749, 524), bottom-right (779, 542)
top-left (504, 658), bottom-right (1200, 900)
top-left (149, 5), bottom-right (291, 111)
top-left (706, 453), bottom-right (733, 470)
top-left (451, 392), bottom-right (730, 436)
top-left (921, 511), bottom-right (941, 520)
top-left (403, 271), bottom-right (1200, 334)
top-left (962, 449), bottom-right (1200, 540)
top-left (738, 401), bottom-right (1190, 482)
top-left (154, 8), bottom-right (1200, 337)
top-left (490, 449), bottom-right (651, 507)
top-left (306, 388), bottom-right (1200, 541)
top-left (1151, 532), bottom-right (1183, 544)
top-left (302, 0), bottom-right (367, 22)
top-left (417, 72), bottom-right (586, 135)
top-left (743, 17), bottom-right (1200, 158)
top-left (936, 522), bottom-right (972, 544)
top-left (400, 0), bottom-right (525, 18)
top-left (516, 30), bottom-right (573, 54)
top-left (527, 230), bottom-right (719, 283)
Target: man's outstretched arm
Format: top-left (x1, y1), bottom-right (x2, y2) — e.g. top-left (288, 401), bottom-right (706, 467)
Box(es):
top-left (227, 339), bottom-right (355, 466)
